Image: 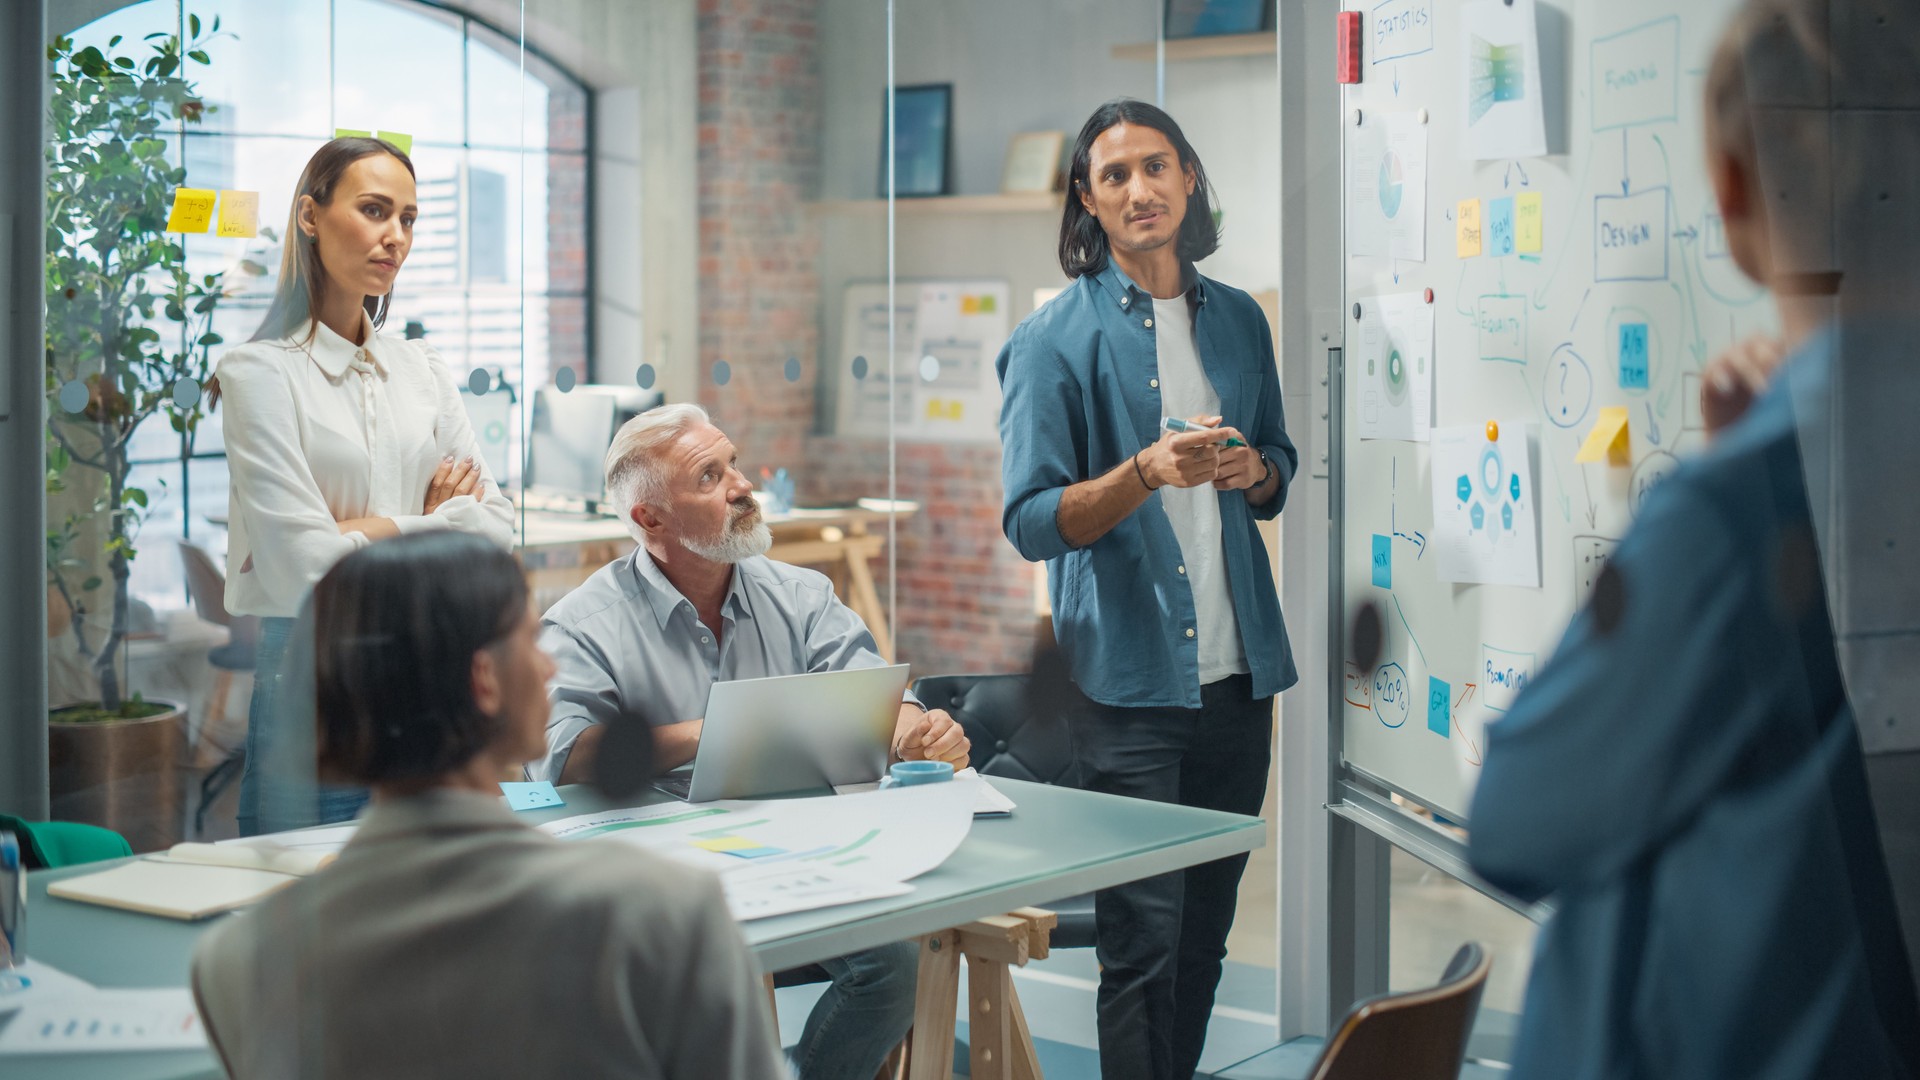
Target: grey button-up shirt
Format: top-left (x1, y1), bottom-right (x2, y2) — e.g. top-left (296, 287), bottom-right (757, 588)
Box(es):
top-left (533, 549), bottom-right (906, 781)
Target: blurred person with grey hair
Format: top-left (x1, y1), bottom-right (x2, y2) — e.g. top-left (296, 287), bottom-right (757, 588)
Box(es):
top-left (532, 402), bottom-right (968, 1080)
top-left (1469, 1), bottom-right (1920, 1076)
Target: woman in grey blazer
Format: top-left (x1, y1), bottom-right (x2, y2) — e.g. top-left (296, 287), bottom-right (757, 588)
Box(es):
top-left (192, 531), bottom-right (786, 1080)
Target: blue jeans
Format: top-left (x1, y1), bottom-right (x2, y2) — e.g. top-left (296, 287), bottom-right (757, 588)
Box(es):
top-left (236, 617), bottom-right (369, 837)
top-left (1069, 673), bottom-right (1273, 1080)
top-left (792, 942), bottom-right (919, 1080)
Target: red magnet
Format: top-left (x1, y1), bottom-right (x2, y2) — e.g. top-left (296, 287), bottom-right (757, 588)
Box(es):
top-left (1336, 12), bottom-right (1361, 84)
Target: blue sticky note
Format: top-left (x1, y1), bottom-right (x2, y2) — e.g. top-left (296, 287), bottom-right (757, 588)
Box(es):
top-left (1487, 197), bottom-right (1516, 258)
top-left (1427, 677), bottom-right (1451, 738)
top-left (1371, 534), bottom-right (1392, 589)
top-left (1618, 322), bottom-right (1650, 389)
top-left (500, 781), bottom-right (565, 811)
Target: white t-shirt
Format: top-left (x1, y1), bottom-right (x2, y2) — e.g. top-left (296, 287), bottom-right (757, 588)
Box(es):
top-left (216, 313), bottom-right (515, 617)
top-left (1152, 293), bottom-right (1248, 684)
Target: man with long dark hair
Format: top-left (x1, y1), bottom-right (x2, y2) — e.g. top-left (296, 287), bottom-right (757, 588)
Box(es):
top-left (996, 99), bottom-right (1297, 1080)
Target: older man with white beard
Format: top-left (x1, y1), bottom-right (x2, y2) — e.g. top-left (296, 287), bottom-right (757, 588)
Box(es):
top-left (533, 402), bottom-right (967, 1080)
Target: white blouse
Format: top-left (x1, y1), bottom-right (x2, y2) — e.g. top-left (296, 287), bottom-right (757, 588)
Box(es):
top-left (217, 313), bottom-right (516, 618)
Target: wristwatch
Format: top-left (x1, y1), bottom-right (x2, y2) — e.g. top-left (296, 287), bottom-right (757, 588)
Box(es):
top-left (1255, 449), bottom-right (1275, 488)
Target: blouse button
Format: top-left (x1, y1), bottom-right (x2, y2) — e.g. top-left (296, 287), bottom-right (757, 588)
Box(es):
top-left (1144, 319), bottom-right (1154, 329)
top-left (1149, 378), bottom-right (1159, 389)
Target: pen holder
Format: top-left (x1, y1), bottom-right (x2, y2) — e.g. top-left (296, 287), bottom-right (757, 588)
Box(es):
top-left (878, 760), bottom-right (954, 789)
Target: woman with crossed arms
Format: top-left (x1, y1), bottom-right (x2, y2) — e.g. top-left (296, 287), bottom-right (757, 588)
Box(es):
top-left (217, 136), bottom-right (513, 836)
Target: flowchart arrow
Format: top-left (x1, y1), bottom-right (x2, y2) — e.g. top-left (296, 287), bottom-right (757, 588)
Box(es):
top-left (1393, 65), bottom-right (1401, 97)
top-left (1579, 466), bottom-right (1598, 529)
top-left (1504, 161), bottom-right (1530, 189)
top-left (1644, 402), bottom-right (1662, 446)
top-left (1621, 130), bottom-right (1631, 195)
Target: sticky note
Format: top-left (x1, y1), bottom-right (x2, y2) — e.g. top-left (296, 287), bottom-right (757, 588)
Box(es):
top-left (499, 781), bottom-right (565, 811)
top-left (164, 188), bottom-right (217, 233)
top-left (978, 294), bottom-right (996, 313)
top-left (1427, 677), bottom-right (1450, 738)
top-left (691, 836), bottom-right (787, 859)
top-left (1575, 405), bottom-right (1631, 465)
top-left (1515, 192), bottom-right (1544, 253)
top-left (1487, 197), bottom-right (1516, 258)
top-left (961, 296), bottom-right (981, 315)
top-left (376, 130), bottom-right (414, 155)
top-left (215, 190), bottom-right (258, 238)
top-left (334, 127), bottom-right (372, 139)
top-left (1371, 534), bottom-right (1392, 589)
top-left (1456, 199), bottom-right (1483, 258)
top-left (1618, 322), bottom-right (1650, 389)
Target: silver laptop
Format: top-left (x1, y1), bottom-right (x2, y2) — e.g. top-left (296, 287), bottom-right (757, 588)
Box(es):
top-left (655, 664), bottom-right (911, 802)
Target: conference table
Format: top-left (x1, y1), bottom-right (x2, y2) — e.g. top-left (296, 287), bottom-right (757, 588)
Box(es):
top-left (11, 777), bottom-right (1265, 1079)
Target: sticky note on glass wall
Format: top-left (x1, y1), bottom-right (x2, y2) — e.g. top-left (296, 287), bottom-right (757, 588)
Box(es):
top-left (334, 127), bottom-right (372, 139)
top-left (165, 188), bottom-right (217, 233)
top-left (215, 190), bottom-right (259, 238)
top-left (1618, 322), bottom-right (1650, 389)
top-left (1487, 197), bottom-right (1516, 258)
top-left (1515, 192), bottom-right (1544, 253)
top-left (1371, 534), bottom-right (1392, 589)
top-left (376, 130), bottom-right (414, 155)
top-left (1456, 199), bottom-right (1483, 258)
top-left (1427, 677), bottom-right (1450, 737)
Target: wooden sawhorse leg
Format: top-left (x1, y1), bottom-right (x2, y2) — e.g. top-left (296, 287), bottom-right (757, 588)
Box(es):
top-left (907, 907), bottom-right (1058, 1080)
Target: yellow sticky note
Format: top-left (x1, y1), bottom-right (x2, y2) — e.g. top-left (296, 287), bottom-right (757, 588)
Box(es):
top-left (215, 190), bottom-right (259, 238)
top-left (692, 836), bottom-right (757, 853)
top-left (165, 188), bottom-right (217, 233)
top-left (334, 127), bottom-right (372, 139)
top-left (961, 296), bottom-right (981, 315)
top-left (376, 130), bottom-right (414, 155)
top-left (1456, 199), bottom-right (1483, 258)
top-left (1515, 192), bottom-right (1544, 254)
top-left (1574, 406), bottom-right (1631, 465)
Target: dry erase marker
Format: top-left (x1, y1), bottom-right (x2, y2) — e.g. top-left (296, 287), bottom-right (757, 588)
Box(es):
top-left (1161, 415), bottom-right (1246, 448)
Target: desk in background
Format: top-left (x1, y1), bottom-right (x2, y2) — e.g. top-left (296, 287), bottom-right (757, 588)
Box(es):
top-left (518, 504), bottom-right (913, 659)
top-left (16, 777), bottom-right (1264, 1080)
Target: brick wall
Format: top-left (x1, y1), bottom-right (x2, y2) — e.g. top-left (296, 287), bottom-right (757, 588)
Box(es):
top-left (697, 0), bottom-right (1041, 679)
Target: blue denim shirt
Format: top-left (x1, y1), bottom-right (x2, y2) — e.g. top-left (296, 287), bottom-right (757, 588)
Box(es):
top-left (996, 263), bottom-right (1298, 709)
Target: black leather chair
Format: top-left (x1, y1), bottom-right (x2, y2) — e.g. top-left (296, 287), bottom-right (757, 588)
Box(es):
top-left (911, 672), bottom-right (1098, 949)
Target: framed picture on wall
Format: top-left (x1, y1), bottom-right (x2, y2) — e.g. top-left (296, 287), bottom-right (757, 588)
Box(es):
top-left (1000, 131), bottom-right (1066, 195)
top-left (880, 83), bottom-right (953, 198)
top-left (1164, 0), bottom-right (1273, 39)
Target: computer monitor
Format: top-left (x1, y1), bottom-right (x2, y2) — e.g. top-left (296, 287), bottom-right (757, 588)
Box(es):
top-left (526, 384), bottom-right (662, 511)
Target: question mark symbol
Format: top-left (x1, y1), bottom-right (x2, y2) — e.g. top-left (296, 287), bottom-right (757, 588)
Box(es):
top-left (1559, 360), bottom-right (1569, 393)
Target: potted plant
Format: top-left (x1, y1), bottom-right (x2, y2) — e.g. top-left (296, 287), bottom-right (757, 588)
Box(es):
top-left (42, 17), bottom-right (246, 850)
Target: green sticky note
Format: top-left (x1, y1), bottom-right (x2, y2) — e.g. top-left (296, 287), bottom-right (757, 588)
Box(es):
top-left (334, 127), bottom-right (372, 139)
top-left (376, 130), bottom-right (414, 155)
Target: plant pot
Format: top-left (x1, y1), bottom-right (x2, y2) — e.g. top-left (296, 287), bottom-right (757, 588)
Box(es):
top-left (48, 703), bottom-right (187, 854)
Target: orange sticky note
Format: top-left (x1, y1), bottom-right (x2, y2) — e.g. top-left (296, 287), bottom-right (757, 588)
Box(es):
top-left (215, 190), bottom-right (259, 238)
top-left (165, 188), bottom-right (217, 233)
top-left (1515, 192), bottom-right (1544, 254)
top-left (1575, 406), bottom-right (1631, 465)
top-left (1456, 199), bottom-right (1483, 258)
top-left (376, 130), bottom-right (413, 155)
top-left (960, 296), bottom-right (981, 315)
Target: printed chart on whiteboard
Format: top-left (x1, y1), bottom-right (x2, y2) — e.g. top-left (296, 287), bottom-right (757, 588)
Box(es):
top-left (1337, 0), bottom-right (1776, 818)
top-left (833, 280), bottom-right (1010, 443)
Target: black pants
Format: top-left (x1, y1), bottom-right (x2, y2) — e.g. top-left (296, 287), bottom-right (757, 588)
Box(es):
top-left (1070, 674), bottom-right (1274, 1080)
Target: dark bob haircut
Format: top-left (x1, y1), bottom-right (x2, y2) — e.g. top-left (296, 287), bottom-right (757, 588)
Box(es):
top-left (313, 531), bottom-right (526, 785)
top-left (1059, 98), bottom-right (1221, 279)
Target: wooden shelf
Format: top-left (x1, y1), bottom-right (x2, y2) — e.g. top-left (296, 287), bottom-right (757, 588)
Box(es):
top-left (806, 192), bottom-right (1064, 216)
top-left (1112, 32), bottom-right (1275, 62)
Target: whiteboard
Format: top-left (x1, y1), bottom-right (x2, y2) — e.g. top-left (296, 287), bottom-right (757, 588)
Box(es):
top-left (1338, 0), bottom-right (1773, 820)
top-left (831, 280), bottom-right (1010, 442)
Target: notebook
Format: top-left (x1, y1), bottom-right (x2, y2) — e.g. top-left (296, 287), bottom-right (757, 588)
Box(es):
top-left (45, 842), bottom-right (336, 921)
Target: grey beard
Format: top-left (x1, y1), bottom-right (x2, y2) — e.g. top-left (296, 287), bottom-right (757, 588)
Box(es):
top-left (681, 517), bottom-right (773, 563)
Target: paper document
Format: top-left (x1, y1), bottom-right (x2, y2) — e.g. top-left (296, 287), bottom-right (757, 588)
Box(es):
top-left (0, 959), bottom-right (94, 1001)
top-left (542, 782), bottom-right (975, 920)
top-left (217, 824), bottom-right (358, 859)
top-left (1461, 0), bottom-right (1548, 160)
top-left (1429, 424), bottom-right (1542, 587)
top-left (1347, 112), bottom-right (1428, 261)
top-left (0, 989), bottom-right (207, 1055)
top-left (1354, 293), bottom-right (1436, 442)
